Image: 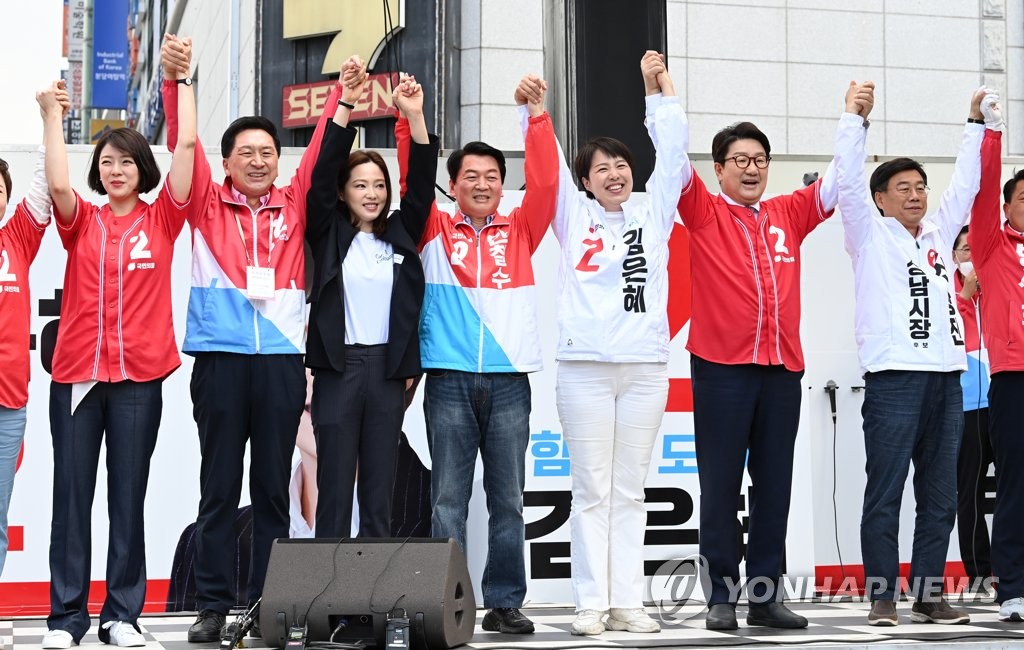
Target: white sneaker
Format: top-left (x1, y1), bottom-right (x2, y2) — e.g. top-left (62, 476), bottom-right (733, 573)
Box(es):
top-left (606, 607), bottom-right (661, 633)
top-left (101, 622), bottom-right (146, 647)
top-left (1000, 596), bottom-right (1024, 622)
top-left (570, 609), bottom-right (606, 636)
top-left (41, 629), bottom-right (75, 649)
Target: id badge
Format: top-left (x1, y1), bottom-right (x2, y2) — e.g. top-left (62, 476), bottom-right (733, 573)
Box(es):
top-left (246, 265), bottom-right (276, 300)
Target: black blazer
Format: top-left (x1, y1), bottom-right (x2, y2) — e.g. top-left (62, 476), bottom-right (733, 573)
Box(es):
top-left (304, 122), bottom-right (440, 379)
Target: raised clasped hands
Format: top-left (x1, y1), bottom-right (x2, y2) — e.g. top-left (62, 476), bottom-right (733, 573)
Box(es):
top-left (845, 81), bottom-right (876, 119)
top-left (340, 55), bottom-right (368, 106)
top-left (514, 74), bottom-right (547, 117)
top-left (393, 73), bottom-right (423, 117)
top-left (36, 80), bottom-right (71, 120)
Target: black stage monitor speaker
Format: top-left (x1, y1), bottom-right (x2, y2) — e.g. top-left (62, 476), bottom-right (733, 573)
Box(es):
top-left (260, 538), bottom-right (476, 649)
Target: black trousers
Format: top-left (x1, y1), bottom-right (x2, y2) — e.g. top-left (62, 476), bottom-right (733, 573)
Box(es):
top-left (988, 372), bottom-right (1024, 602)
top-left (312, 345), bottom-right (405, 538)
top-left (48, 380), bottom-right (162, 641)
top-left (190, 352), bottom-right (305, 614)
top-left (690, 356), bottom-right (803, 606)
top-left (956, 407), bottom-right (993, 581)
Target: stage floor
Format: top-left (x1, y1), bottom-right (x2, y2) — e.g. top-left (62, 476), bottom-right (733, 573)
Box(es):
top-left (4, 597), bottom-right (1024, 649)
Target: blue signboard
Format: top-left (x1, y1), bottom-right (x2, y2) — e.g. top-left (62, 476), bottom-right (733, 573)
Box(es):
top-left (92, 0), bottom-right (130, 109)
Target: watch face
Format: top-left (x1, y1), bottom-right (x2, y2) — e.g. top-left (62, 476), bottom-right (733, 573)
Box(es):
top-left (179, 78), bottom-right (192, 86)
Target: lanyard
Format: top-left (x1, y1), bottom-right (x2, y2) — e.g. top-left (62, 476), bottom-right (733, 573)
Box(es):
top-left (233, 207), bottom-right (275, 267)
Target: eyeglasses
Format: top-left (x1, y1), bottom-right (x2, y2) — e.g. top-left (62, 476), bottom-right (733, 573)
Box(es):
top-left (891, 183), bottom-right (929, 196)
top-left (954, 246), bottom-right (970, 254)
top-left (724, 154), bottom-right (771, 170)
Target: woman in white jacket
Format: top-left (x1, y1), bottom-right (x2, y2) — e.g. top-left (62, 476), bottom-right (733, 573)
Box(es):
top-left (550, 51), bottom-right (686, 636)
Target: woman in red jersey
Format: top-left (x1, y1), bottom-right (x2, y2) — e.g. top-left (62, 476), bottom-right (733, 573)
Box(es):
top-left (38, 34), bottom-right (197, 650)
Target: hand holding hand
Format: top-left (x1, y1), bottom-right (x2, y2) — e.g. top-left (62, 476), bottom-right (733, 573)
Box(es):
top-left (393, 73), bottom-right (423, 117)
top-left (340, 55), bottom-right (368, 106)
top-left (514, 74), bottom-right (547, 117)
top-left (36, 81), bottom-right (66, 120)
top-left (981, 91), bottom-right (1003, 130)
top-left (844, 80), bottom-right (875, 119)
top-left (161, 33), bottom-right (191, 79)
top-left (640, 50), bottom-right (666, 94)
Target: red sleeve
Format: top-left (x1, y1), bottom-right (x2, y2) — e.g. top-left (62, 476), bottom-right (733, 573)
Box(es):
top-left (162, 79), bottom-right (214, 226)
top-left (162, 79), bottom-right (179, 152)
top-left (395, 116), bottom-right (411, 197)
top-left (287, 83), bottom-right (342, 214)
top-left (969, 129), bottom-right (1004, 264)
top-left (55, 191), bottom-right (94, 251)
top-left (152, 176), bottom-right (190, 240)
top-left (779, 179), bottom-right (833, 244)
top-left (509, 112), bottom-right (559, 253)
top-left (676, 171), bottom-right (716, 230)
top-left (2, 202), bottom-right (48, 264)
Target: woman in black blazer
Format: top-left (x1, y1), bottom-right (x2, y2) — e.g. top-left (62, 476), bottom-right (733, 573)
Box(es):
top-left (304, 56), bottom-right (439, 538)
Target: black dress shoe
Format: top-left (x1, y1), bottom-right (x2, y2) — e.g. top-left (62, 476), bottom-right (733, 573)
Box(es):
top-left (747, 602), bottom-right (808, 629)
top-left (481, 608), bottom-right (535, 634)
top-left (187, 610), bottom-right (226, 643)
top-left (706, 603), bottom-right (738, 630)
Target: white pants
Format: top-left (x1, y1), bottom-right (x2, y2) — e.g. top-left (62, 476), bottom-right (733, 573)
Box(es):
top-left (556, 360), bottom-right (669, 611)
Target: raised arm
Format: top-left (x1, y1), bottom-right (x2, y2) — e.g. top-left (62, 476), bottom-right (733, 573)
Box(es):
top-left (835, 81), bottom-right (878, 254)
top-left (812, 81), bottom-right (872, 227)
top-left (512, 73), bottom-right (559, 251)
top-left (164, 34), bottom-right (196, 205)
top-left (393, 73), bottom-right (439, 244)
top-left (305, 56), bottom-right (365, 243)
top-left (933, 88), bottom-right (988, 245)
top-left (968, 94), bottom-right (1005, 262)
top-left (638, 51), bottom-right (687, 232)
top-left (289, 71), bottom-right (343, 209)
top-left (36, 81), bottom-right (75, 224)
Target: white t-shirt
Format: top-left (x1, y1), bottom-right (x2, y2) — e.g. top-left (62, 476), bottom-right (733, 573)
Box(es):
top-left (343, 232), bottom-right (395, 345)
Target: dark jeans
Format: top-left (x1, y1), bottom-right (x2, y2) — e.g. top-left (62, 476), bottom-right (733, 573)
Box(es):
top-left (860, 370), bottom-right (962, 601)
top-left (989, 372), bottom-right (1024, 603)
top-left (191, 352), bottom-right (305, 614)
top-left (956, 407), bottom-right (993, 582)
top-left (424, 369), bottom-right (530, 609)
top-left (48, 380), bottom-right (162, 641)
top-left (690, 356), bottom-right (803, 606)
top-left (312, 345), bottom-right (405, 538)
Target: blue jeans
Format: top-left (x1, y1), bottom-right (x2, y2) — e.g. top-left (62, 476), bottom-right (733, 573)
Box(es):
top-left (424, 370), bottom-right (531, 609)
top-left (0, 405), bottom-right (27, 578)
top-left (860, 370), bottom-right (962, 602)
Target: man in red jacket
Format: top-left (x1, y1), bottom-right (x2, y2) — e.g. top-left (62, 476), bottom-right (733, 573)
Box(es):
top-left (674, 83), bottom-right (873, 630)
top-left (967, 97), bottom-right (1024, 623)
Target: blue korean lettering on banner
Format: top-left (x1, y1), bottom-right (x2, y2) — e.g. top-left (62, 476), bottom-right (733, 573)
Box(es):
top-left (92, 0), bottom-right (130, 109)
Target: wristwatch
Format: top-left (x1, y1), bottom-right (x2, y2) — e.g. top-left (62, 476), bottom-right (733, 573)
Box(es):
top-left (177, 77), bottom-right (193, 86)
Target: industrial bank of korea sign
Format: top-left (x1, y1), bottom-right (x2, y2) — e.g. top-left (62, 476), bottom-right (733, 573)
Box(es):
top-left (281, 0), bottom-right (405, 128)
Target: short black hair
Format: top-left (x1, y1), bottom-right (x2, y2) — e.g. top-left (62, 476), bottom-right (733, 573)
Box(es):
top-left (88, 128), bottom-right (162, 195)
top-left (447, 141), bottom-right (506, 183)
top-left (869, 157), bottom-right (928, 215)
top-left (574, 137), bottom-right (634, 199)
top-left (221, 116), bottom-right (282, 159)
top-left (1003, 169), bottom-right (1024, 204)
top-left (0, 158), bottom-right (10, 197)
top-left (711, 122), bottom-right (771, 165)
top-left (954, 225), bottom-right (969, 251)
